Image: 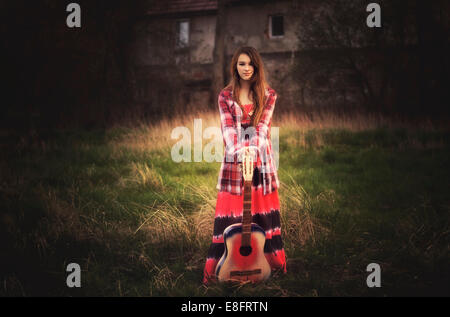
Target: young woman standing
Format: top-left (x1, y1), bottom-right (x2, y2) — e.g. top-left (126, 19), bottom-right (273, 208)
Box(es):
top-left (202, 46), bottom-right (286, 284)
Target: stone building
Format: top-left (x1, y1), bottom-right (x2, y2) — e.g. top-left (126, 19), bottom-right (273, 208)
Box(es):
top-left (130, 0), bottom-right (303, 116)
top-left (129, 0), bottom-right (448, 117)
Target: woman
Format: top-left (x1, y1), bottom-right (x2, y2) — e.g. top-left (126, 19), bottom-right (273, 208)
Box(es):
top-left (203, 46), bottom-right (286, 285)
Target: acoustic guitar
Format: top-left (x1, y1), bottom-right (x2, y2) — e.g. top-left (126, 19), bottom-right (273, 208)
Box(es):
top-left (215, 147), bottom-right (271, 283)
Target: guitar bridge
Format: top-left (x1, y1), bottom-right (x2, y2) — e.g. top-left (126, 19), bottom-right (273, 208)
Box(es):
top-left (230, 269), bottom-right (262, 277)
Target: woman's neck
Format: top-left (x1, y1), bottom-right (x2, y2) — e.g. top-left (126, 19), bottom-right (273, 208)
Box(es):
top-left (239, 79), bottom-right (251, 91)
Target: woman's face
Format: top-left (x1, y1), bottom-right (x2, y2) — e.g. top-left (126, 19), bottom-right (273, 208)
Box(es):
top-left (236, 53), bottom-right (254, 81)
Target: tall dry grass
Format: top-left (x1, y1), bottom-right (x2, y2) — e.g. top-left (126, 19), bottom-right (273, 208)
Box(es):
top-left (133, 183), bottom-right (216, 247)
top-left (109, 109), bottom-right (448, 156)
top-left (105, 109), bottom-right (448, 260)
top-left (275, 109), bottom-right (448, 132)
top-left (279, 174), bottom-right (333, 249)
top-left (110, 110), bottom-right (221, 153)
top-left (129, 162), bottom-right (165, 190)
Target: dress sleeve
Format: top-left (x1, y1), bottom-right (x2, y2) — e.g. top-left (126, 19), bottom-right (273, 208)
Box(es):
top-left (218, 90), bottom-right (244, 163)
top-left (249, 90), bottom-right (277, 158)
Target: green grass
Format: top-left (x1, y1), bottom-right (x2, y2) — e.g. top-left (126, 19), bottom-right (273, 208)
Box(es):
top-left (1, 116), bottom-right (449, 296)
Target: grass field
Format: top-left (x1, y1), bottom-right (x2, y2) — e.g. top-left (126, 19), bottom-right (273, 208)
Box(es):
top-left (1, 110), bottom-right (449, 296)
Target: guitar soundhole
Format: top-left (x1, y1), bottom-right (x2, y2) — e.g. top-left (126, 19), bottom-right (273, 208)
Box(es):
top-left (239, 245), bottom-right (252, 257)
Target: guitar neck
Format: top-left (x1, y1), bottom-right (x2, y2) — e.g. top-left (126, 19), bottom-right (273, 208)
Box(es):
top-left (241, 180), bottom-right (252, 246)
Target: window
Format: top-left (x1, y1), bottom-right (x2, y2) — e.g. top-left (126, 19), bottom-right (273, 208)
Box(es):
top-left (269, 15), bottom-right (284, 38)
top-left (176, 20), bottom-right (190, 48)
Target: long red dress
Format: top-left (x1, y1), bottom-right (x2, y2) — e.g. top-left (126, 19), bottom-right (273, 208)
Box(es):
top-left (202, 103), bottom-right (287, 285)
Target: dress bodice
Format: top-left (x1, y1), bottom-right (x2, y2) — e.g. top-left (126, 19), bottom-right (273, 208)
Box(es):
top-left (241, 103), bottom-right (254, 126)
top-left (241, 103), bottom-right (255, 150)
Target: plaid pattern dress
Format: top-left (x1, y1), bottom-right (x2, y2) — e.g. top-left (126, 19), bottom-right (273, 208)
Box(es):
top-left (203, 90), bottom-right (287, 285)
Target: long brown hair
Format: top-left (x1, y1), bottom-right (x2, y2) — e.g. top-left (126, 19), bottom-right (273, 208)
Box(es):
top-left (224, 46), bottom-right (269, 127)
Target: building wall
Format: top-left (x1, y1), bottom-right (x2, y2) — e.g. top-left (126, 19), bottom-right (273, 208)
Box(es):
top-left (130, 0), bottom-right (450, 119)
top-left (130, 12), bottom-right (217, 116)
top-left (222, 1), bottom-right (302, 112)
top-left (224, 1), bottom-right (299, 55)
top-left (131, 0), bottom-right (427, 117)
top-left (130, 0), bottom-right (304, 116)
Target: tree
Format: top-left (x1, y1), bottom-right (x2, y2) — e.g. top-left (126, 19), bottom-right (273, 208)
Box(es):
top-left (292, 0), bottom-right (448, 115)
top-left (211, 0), bottom-right (227, 109)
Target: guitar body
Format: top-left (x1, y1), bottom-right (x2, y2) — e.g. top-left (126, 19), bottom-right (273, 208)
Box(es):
top-left (215, 224), bottom-right (271, 283)
top-left (215, 147), bottom-right (271, 283)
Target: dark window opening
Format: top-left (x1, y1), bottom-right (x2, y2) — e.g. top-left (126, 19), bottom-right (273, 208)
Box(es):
top-left (270, 15), bottom-right (284, 38)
